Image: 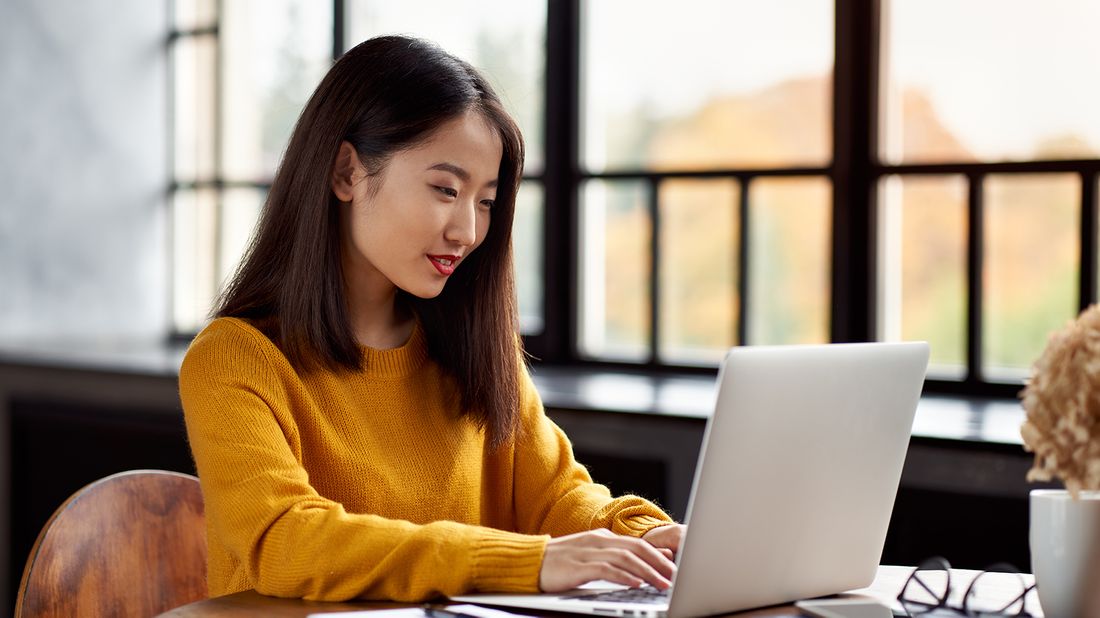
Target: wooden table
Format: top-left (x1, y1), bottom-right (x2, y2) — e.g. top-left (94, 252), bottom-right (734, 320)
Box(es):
top-left (157, 565), bottom-right (1041, 617)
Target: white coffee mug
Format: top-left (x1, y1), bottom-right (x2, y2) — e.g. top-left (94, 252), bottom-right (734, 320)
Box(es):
top-left (1030, 489), bottom-right (1100, 617)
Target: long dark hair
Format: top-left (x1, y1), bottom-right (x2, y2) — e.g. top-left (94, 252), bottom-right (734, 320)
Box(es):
top-left (214, 35), bottom-right (525, 446)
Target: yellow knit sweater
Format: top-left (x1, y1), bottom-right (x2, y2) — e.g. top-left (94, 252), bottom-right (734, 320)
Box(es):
top-left (179, 317), bottom-right (672, 602)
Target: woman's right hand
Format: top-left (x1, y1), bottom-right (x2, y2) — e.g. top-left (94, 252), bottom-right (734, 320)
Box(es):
top-left (538, 529), bottom-right (677, 592)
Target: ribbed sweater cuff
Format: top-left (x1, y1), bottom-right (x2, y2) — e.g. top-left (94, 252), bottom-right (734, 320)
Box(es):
top-left (613, 515), bottom-right (674, 538)
top-left (593, 497), bottom-right (675, 537)
top-left (472, 529), bottom-right (549, 592)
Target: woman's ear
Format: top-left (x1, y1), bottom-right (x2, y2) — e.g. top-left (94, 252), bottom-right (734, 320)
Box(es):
top-left (331, 141), bottom-right (361, 202)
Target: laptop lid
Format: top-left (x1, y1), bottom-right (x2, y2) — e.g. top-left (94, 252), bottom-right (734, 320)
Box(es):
top-left (668, 341), bottom-right (928, 617)
top-left (454, 341), bottom-right (929, 618)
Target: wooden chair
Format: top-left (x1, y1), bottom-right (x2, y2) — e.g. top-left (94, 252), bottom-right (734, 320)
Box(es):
top-left (15, 469), bottom-right (207, 617)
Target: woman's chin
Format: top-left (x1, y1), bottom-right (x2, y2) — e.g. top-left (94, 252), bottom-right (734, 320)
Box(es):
top-left (400, 281), bottom-right (447, 300)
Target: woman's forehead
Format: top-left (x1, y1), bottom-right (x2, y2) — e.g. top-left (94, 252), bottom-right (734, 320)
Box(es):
top-left (400, 113), bottom-right (503, 177)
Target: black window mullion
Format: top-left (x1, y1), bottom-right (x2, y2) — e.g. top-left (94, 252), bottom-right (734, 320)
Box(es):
top-left (966, 173), bottom-right (984, 384)
top-left (333, 0), bottom-right (345, 60)
top-left (647, 177), bottom-right (661, 365)
top-left (882, 160), bottom-right (1100, 175)
top-left (580, 167), bottom-right (827, 181)
top-left (831, 0), bottom-right (879, 344)
top-left (171, 179), bottom-right (272, 192)
top-left (212, 0), bottom-right (225, 291)
top-left (166, 1), bottom-right (179, 343)
top-left (1080, 172), bottom-right (1098, 311)
top-left (535, 0), bottom-right (580, 363)
top-left (737, 176), bottom-right (751, 346)
top-left (169, 26), bottom-right (218, 41)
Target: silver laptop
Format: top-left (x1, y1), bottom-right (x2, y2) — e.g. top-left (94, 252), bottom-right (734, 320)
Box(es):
top-left (452, 341), bottom-right (929, 618)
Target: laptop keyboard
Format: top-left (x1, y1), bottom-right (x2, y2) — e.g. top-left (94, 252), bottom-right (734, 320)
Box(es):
top-left (568, 587), bottom-right (671, 605)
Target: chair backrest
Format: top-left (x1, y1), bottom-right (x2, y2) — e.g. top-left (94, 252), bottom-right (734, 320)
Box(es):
top-left (15, 469), bottom-right (207, 617)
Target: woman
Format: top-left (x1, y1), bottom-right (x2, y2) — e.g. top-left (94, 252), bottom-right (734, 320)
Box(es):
top-left (180, 35), bottom-right (683, 603)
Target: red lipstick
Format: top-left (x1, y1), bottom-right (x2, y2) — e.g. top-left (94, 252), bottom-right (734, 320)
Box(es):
top-left (428, 254), bottom-right (460, 276)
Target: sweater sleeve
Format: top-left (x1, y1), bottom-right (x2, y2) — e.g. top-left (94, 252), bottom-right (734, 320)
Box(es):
top-left (510, 364), bottom-right (675, 539)
top-left (179, 321), bottom-right (548, 602)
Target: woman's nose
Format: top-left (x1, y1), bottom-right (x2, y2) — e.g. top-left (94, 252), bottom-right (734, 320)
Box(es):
top-left (444, 199), bottom-right (477, 247)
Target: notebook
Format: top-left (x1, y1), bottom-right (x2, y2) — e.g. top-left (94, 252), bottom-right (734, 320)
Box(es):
top-left (452, 341), bottom-right (930, 618)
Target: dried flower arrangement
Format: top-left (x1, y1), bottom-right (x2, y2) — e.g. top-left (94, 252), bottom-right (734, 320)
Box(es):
top-left (1021, 304), bottom-right (1100, 496)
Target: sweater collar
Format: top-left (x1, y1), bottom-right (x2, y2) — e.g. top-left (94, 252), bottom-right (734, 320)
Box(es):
top-left (358, 321), bottom-right (429, 378)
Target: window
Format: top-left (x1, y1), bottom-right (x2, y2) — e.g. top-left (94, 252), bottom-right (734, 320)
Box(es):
top-left (170, 0), bottom-right (333, 333)
top-left (170, 0), bottom-right (1100, 398)
top-left (876, 0), bottom-right (1100, 393)
top-left (577, 0), bottom-right (834, 365)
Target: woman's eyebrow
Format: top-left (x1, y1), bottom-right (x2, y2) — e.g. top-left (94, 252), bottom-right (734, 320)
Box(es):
top-left (427, 162), bottom-right (497, 188)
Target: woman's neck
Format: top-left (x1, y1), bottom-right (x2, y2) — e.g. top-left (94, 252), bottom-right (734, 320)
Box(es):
top-left (340, 250), bottom-right (417, 349)
top-left (357, 319), bottom-right (414, 350)
top-left (350, 300), bottom-right (414, 350)
top-left (345, 280), bottom-right (415, 350)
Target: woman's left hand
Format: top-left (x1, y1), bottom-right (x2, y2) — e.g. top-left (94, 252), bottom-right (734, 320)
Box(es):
top-left (642, 523), bottom-right (686, 559)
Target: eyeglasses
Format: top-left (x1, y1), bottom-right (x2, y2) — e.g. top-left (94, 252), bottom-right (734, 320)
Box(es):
top-left (897, 557), bottom-right (1037, 617)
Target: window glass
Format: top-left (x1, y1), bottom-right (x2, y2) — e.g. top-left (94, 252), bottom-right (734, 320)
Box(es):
top-left (582, 0), bottom-right (833, 171)
top-left (222, 0), bottom-right (332, 181)
top-left (984, 174), bottom-right (1079, 379)
top-left (878, 175), bottom-right (967, 376)
top-left (747, 177), bottom-right (831, 345)
top-left (659, 179), bottom-right (739, 364)
top-left (218, 188), bottom-right (265, 286)
top-left (579, 180), bottom-right (651, 360)
top-left (172, 34), bottom-right (216, 182)
top-left (514, 182), bottom-right (544, 333)
top-left (881, 0), bottom-right (1100, 164)
top-left (175, 0), bottom-right (217, 30)
top-left (173, 190), bottom-right (219, 333)
top-left (345, 0), bottom-right (546, 173)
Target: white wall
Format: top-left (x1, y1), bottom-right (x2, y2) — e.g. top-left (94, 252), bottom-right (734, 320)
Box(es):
top-left (0, 1), bottom-right (169, 339)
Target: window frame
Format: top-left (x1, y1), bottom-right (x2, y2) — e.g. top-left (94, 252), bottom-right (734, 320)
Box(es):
top-left (526, 0), bottom-right (1100, 399)
top-left (169, 0), bottom-right (1100, 399)
top-left (167, 0), bottom-right (343, 339)
top-left (867, 0), bottom-right (1099, 397)
top-left (527, 0), bottom-right (858, 373)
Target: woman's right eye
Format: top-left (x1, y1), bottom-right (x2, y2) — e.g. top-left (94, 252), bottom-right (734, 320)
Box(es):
top-left (434, 186), bottom-right (458, 198)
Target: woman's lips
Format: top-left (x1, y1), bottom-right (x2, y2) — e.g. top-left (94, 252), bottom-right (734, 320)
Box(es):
top-left (428, 254), bottom-right (460, 276)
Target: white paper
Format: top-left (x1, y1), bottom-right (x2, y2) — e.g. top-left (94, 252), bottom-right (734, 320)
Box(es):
top-left (307, 608), bottom-right (425, 618)
top-left (444, 604), bottom-right (530, 618)
top-left (307, 603), bottom-right (528, 618)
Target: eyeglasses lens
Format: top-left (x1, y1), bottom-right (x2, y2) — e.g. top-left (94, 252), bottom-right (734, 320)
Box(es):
top-left (900, 563), bottom-right (950, 615)
top-left (963, 568), bottom-right (1032, 617)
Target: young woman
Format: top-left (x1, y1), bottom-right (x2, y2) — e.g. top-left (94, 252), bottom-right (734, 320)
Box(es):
top-left (179, 35), bottom-right (684, 603)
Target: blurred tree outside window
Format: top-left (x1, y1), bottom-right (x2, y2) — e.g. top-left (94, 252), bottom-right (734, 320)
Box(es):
top-left (879, 0), bottom-right (1099, 383)
top-left (580, 0), bottom-right (835, 363)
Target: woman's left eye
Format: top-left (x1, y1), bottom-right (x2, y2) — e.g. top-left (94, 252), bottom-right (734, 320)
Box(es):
top-left (479, 199), bottom-right (495, 209)
top-left (434, 186), bottom-right (458, 198)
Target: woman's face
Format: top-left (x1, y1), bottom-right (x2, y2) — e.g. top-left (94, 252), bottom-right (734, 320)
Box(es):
top-left (334, 110), bottom-right (503, 302)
